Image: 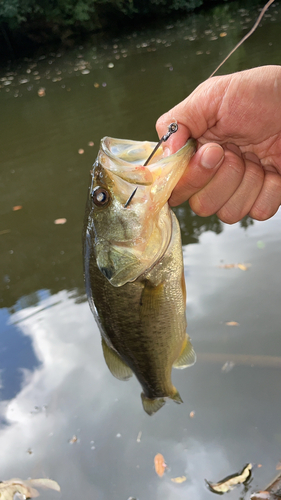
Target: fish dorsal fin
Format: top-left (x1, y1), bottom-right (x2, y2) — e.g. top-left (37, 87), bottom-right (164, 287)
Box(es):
top-left (101, 338), bottom-right (133, 381)
top-left (173, 334), bottom-right (197, 369)
top-left (141, 393), bottom-right (166, 416)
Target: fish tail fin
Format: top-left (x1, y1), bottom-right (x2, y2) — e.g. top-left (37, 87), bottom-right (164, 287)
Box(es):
top-left (141, 393), bottom-right (166, 416)
top-left (171, 387), bottom-right (183, 404)
top-left (173, 334), bottom-right (196, 369)
top-left (101, 338), bottom-right (133, 381)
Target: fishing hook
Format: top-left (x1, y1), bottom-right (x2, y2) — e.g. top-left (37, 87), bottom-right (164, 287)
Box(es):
top-left (124, 122), bottom-right (178, 208)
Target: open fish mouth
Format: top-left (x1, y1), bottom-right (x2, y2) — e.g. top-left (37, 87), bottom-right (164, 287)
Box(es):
top-left (89, 136), bottom-right (196, 286)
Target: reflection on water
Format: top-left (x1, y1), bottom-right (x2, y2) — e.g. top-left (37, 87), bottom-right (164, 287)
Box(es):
top-left (0, 0), bottom-right (281, 497)
top-left (0, 211), bottom-right (281, 498)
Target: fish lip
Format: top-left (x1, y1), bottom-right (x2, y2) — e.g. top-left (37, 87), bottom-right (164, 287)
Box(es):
top-left (100, 136), bottom-right (196, 168)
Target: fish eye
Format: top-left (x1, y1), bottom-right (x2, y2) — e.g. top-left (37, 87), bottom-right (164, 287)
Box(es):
top-left (92, 186), bottom-right (110, 207)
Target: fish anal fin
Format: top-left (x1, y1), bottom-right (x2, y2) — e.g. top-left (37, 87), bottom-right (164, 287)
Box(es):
top-left (141, 393), bottom-right (165, 416)
top-left (171, 389), bottom-right (183, 404)
top-left (102, 338), bottom-right (133, 381)
top-left (173, 334), bottom-right (196, 369)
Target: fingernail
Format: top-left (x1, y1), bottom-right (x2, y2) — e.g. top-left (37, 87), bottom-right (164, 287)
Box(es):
top-left (201, 145), bottom-right (224, 169)
top-left (163, 146), bottom-right (171, 157)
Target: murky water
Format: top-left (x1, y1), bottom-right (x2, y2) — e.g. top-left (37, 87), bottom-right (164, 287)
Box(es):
top-left (1, 2), bottom-right (281, 499)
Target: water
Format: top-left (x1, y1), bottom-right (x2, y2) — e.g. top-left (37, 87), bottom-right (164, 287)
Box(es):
top-left (1, 2), bottom-right (281, 498)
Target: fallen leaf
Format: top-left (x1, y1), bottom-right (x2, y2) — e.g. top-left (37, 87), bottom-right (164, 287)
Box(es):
top-left (69, 435), bottom-right (78, 444)
top-left (219, 263), bottom-right (250, 270)
top-left (220, 32), bottom-right (227, 37)
top-left (38, 88), bottom-right (45, 97)
top-left (78, 148), bottom-right (84, 154)
top-left (0, 477), bottom-right (60, 499)
top-left (13, 205), bottom-right (22, 211)
top-left (54, 218), bottom-right (67, 225)
top-left (154, 453), bottom-right (167, 477)
top-left (221, 361), bottom-right (235, 373)
top-left (225, 321), bottom-right (240, 326)
top-left (237, 264), bottom-right (248, 271)
top-left (171, 476), bottom-right (186, 483)
top-left (206, 463), bottom-right (252, 494)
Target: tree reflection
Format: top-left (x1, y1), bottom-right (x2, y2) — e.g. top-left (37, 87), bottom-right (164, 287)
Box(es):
top-left (173, 202), bottom-right (254, 246)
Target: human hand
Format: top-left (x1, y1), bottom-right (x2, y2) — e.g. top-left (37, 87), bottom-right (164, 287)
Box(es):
top-left (156, 65), bottom-right (281, 223)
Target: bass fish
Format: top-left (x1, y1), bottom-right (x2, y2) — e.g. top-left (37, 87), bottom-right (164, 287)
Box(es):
top-left (83, 133), bottom-right (196, 415)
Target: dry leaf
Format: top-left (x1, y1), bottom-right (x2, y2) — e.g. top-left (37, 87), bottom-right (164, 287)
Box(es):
top-left (13, 205), bottom-right (22, 211)
top-left (54, 218), bottom-right (67, 224)
top-left (154, 453), bottom-right (167, 477)
top-left (206, 463), bottom-right (252, 494)
top-left (219, 263), bottom-right (250, 271)
top-left (0, 477), bottom-right (60, 499)
top-left (225, 321), bottom-right (240, 326)
top-left (171, 476), bottom-right (187, 483)
top-left (69, 435), bottom-right (78, 444)
top-left (237, 264), bottom-right (248, 271)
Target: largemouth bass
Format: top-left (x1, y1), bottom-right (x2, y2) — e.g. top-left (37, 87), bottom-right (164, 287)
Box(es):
top-left (83, 136), bottom-right (196, 415)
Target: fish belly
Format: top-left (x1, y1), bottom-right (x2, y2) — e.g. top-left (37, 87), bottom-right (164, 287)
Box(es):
top-left (84, 210), bottom-right (187, 399)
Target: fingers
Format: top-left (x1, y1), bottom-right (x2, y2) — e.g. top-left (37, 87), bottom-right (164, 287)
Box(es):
top-left (169, 143), bottom-right (225, 206)
top-left (189, 145), bottom-right (247, 218)
top-left (249, 170), bottom-right (281, 220)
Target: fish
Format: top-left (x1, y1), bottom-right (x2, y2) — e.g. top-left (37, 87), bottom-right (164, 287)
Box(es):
top-left (83, 135), bottom-right (196, 415)
top-left (205, 463), bottom-right (252, 494)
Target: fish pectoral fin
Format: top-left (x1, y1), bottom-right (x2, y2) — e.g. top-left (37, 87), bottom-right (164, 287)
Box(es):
top-left (141, 393), bottom-right (166, 416)
top-left (173, 334), bottom-right (197, 369)
top-left (102, 339), bottom-right (133, 381)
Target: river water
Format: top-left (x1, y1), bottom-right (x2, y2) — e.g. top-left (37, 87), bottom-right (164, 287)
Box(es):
top-left (0, 2), bottom-right (281, 499)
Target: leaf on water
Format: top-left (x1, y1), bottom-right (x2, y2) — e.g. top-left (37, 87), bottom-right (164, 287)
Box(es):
top-left (225, 321), bottom-right (240, 326)
top-left (171, 476), bottom-right (187, 483)
top-left (220, 32), bottom-right (227, 37)
top-left (154, 453), bottom-right (167, 477)
top-left (219, 263), bottom-right (250, 270)
top-left (54, 218), bottom-right (67, 224)
top-left (13, 205), bottom-right (22, 211)
top-left (69, 435), bottom-right (78, 444)
top-left (221, 361), bottom-right (235, 373)
top-left (0, 477), bottom-right (60, 499)
top-left (206, 463), bottom-right (252, 494)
